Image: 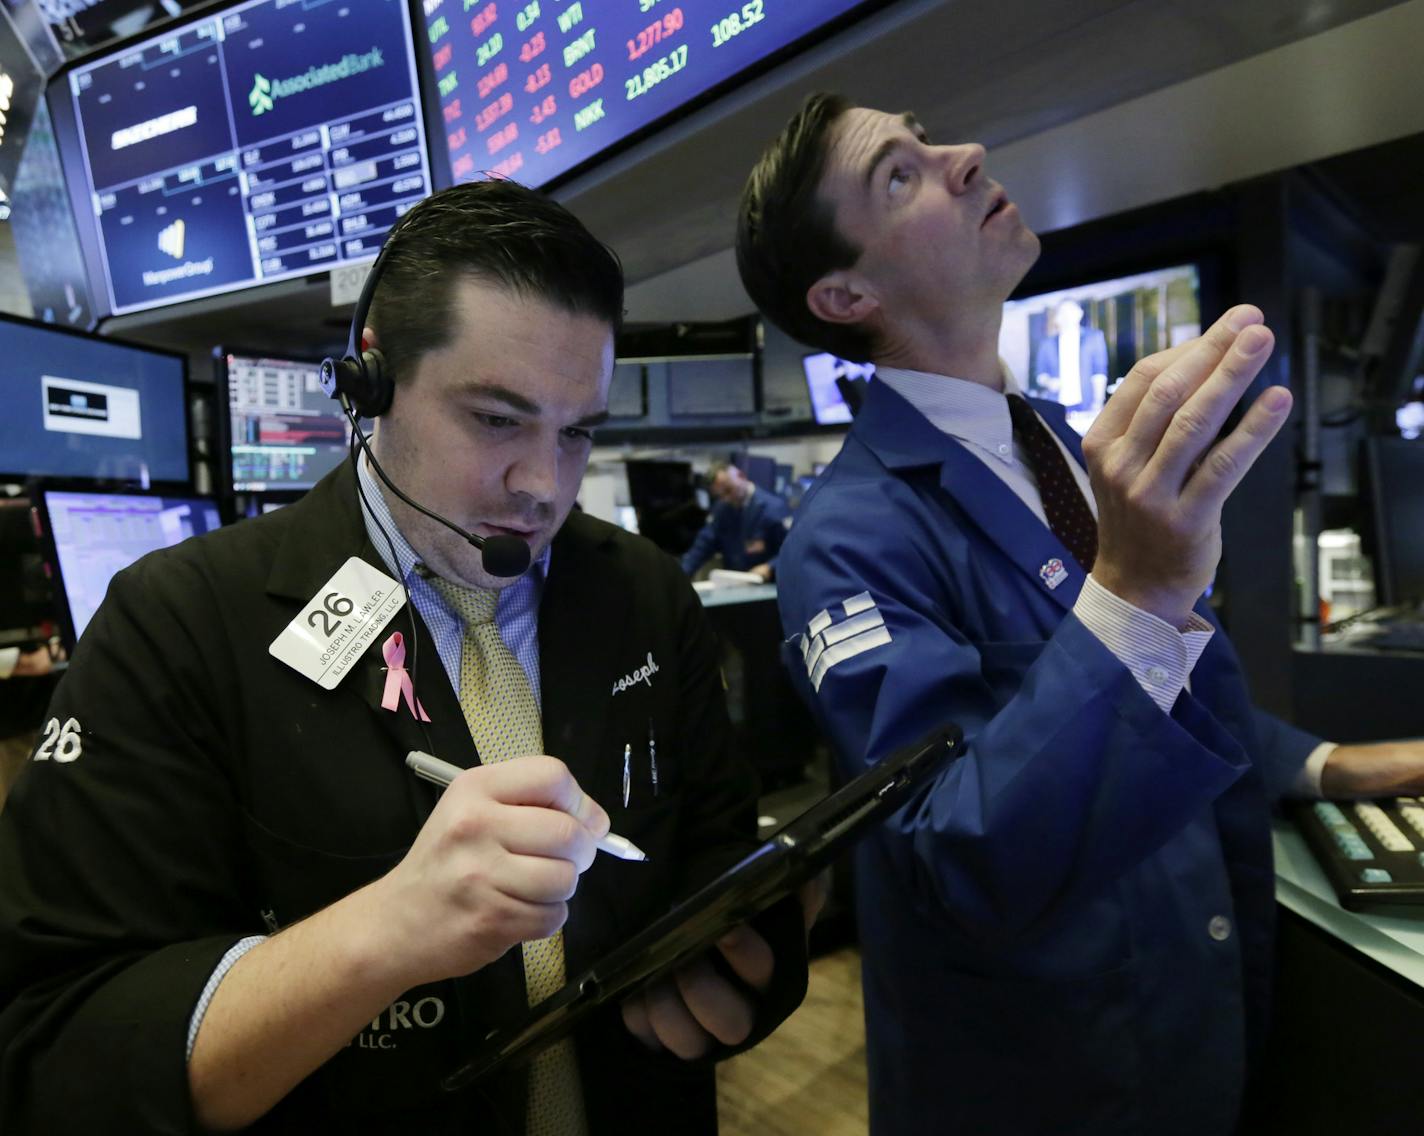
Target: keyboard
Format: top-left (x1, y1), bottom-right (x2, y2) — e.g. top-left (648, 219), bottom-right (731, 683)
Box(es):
top-left (1294, 798), bottom-right (1424, 910)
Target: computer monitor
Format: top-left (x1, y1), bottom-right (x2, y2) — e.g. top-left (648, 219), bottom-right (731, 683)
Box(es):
top-left (215, 349), bottom-right (367, 495)
top-left (1001, 263), bottom-right (1201, 435)
top-left (803, 353), bottom-right (875, 426)
top-left (0, 311), bottom-right (189, 486)
top-left (1362, 437), bottom-right (1424, 606)
top-left (419, 1), bottom-right (875, 191)
top-left (37, 487), bottom-right (223, 646)
top-left (51, 0), bottom-right (433, 318)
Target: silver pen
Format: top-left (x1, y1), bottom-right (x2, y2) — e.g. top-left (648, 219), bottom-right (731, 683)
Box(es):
top-left (405, 750), bottom-right (648, 861)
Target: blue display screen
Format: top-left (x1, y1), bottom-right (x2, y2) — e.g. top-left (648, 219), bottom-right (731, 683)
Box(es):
top-left (0, 316), bottom-right (189, 484)
top-left (66, 0), bottom-right (431, 315)
top-left (43, 489), bottom-right (223, 643)
top-left (420, 0), bottom-right (869, 187)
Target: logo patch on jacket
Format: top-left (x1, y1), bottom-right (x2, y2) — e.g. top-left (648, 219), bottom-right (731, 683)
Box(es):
top-left (1039, 558), bottom-right (1069, 590)
top-left (800, 592), bottom-right (892, 692)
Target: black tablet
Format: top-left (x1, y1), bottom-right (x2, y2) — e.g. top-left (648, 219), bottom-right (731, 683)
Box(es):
top-left (443, 723), bottom-right (964, 1090)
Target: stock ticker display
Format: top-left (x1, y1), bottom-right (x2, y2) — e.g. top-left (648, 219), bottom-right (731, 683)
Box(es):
top-left (421, 0), bottom-right (868, 188)
top-left (65, 0), bottom-right (432, 314)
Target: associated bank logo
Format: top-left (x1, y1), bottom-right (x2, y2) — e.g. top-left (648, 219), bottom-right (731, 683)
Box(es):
top-left (158, 218), bottom-right (186, 260)
top-left (247, 48), bottom-right (385, 117)
top-left (249, 74), bottom-right (274, 116)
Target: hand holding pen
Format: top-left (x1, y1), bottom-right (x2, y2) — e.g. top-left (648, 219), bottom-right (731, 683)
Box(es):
top-left (408, 751), bottom-right (648, 861)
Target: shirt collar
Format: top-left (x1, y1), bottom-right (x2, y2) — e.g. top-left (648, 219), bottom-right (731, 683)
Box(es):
top-left (874, 363), bottom-right (1023, 462)
top-left (355, 455), bottom-right (550, 586)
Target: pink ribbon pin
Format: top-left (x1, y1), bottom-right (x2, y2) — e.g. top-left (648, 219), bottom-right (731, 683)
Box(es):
top-left (381, 632), bottom-right (430, 722)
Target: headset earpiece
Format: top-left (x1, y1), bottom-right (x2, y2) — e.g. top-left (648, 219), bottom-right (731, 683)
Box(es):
top-left (320, 234), bottom-right (398, 418)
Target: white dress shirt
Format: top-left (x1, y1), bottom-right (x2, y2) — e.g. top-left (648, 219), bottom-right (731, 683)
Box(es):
top-left (874, 364), bottom-right (1330, 795)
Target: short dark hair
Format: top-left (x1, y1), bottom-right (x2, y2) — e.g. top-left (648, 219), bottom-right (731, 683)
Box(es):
top-left (368, 178), bottom-right (624, 383)
top-left (736, 92), bottom-right (875, 363)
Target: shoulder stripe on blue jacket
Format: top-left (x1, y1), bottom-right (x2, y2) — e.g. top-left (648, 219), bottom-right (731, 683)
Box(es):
top-left (801, 592), bottom-right (893, 692)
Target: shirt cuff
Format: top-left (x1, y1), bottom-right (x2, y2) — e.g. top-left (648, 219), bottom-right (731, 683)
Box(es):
top-left (1074, 575), bottom-right (1216, 716)
top-left (186, 935), bottom-right (267, 1060)
top-left (0, 647), bottom-right (18, 680)
top-left (1293, 741), bottom-right (1337, 799)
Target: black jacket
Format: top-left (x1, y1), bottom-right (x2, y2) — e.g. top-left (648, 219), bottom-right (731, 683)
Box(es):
top-left (0, 462), bottom-right (806, 1134)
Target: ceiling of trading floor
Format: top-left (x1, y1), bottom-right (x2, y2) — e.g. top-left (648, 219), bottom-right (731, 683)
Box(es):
top-left (103, 0), bottom-right (1410, 360)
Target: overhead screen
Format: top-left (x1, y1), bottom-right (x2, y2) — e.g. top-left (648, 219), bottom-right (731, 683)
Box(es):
top-left (421, 0), bottom-right (871, 188)
top-left (0, 312), bottom-right (189, 485)
top-left (59, 0), bottom-right (432, 316)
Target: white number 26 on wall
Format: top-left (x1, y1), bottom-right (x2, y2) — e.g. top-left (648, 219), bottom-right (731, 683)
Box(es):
top-left (35, 718), bottom-right (83, 764)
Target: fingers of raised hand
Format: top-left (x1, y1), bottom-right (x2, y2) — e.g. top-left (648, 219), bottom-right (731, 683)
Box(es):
top-left (1180, 385), bottom-right (1293, 519)
top-left (1144, 325), bottom-right (1275, 488)
top-left (1086, 304), bottom-right (1263, 446)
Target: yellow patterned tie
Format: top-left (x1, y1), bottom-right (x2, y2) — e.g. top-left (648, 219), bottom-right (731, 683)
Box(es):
top-left (429, 577), bottom-right (588, 1136)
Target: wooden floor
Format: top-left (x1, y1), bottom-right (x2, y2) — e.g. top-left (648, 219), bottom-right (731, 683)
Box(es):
top-left (717, 947), bottom-right (869, 1136)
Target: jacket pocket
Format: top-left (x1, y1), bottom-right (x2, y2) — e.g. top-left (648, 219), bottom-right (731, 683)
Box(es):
top-left (239, 811), bottom-right (407, 929)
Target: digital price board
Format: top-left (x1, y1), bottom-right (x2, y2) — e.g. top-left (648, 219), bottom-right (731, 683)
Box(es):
top-left (420, 0), bottom-right (871, 188)
top-left (61, 0), bottom-right (432, 315)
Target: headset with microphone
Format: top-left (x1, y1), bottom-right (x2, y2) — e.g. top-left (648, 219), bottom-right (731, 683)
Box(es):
top-left (319, 229), bottom-right (532, 579)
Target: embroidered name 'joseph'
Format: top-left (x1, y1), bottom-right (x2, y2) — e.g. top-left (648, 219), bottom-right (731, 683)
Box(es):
top-left (612, 652), bottom-right (659, 696)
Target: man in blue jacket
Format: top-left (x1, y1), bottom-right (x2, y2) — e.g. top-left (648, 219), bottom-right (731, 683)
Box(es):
top-left (680, 461), bottom-right (791, 581)
top-left (736, 93), bottom-right (1424, 1135)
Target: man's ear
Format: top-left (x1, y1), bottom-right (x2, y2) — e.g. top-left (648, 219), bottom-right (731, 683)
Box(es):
top-left (806, 271), bottom-right (879, 329)
top-left (360, 325), bottom-right (379, 354)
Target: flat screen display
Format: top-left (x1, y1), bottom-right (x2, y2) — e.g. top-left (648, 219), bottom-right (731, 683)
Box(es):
top-left (421, 0), bottom-right (870, 188)
top-left (666, 355), bottom-right (755, 417)
top-left (63, 0), bottom-right (432, 315)
top-left (41, 488), bottom-right (222, 643)
top-left (1001, 263), bottom-right (1201, 436)
top-left (221, 351), bottom-right (364, 492)
top-left (803, 352), bottom-right (874, 426)
top-left (0, 313), bottom-right (189, 484)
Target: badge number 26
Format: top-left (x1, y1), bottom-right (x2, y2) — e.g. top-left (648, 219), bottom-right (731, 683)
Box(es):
top-left (35, 717), bottom-right (83, 763)
top-left (308, 591), bottom-right (355, 637)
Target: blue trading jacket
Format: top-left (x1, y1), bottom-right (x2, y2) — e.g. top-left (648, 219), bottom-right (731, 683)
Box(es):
top-left (777, 379), bottom-right (1319, 1136)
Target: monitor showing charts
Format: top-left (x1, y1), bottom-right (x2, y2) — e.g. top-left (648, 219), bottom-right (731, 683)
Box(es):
top-left (420, 0), bottom-right (872, 189)
top-left (218, 350), bottom-right (365, 493)
top-left (57, 0), bottom-right (432, 316)
top-left (39, 488), bottom-right (222, 644)
top-left (0, 311), bottom-right (189, 484)
top-left (803, 352), bottom-right (874, 426)
top-left (1001, 264), bottom-right (1201, 435)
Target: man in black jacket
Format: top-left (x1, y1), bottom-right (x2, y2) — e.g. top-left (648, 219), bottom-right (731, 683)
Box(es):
top-left (0, 180), bottom-right (808, 1134)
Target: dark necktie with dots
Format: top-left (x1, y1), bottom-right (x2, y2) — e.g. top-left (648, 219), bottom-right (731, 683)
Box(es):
top-left (1005, 394), bottom-right (1099, 571)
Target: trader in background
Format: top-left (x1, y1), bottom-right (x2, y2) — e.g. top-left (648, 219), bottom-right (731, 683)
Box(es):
top-left (680, 461), bottom-right (792, 581)
top-left (736, 92), bottom-right (1424, 1136)
top-left (0, 179), bottom-right (810, 1135)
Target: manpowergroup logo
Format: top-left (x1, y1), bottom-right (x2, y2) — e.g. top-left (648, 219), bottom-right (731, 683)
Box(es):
top-left (248, 48), bottom-right (385, 117)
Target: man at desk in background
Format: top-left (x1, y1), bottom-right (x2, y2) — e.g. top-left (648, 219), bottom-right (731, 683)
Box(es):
top-left (737, 94), bottom-right (1424, 1135)
top-left (0, 180), bottom-right (809, 1135)
top-left (680, 460), bottom-right (792, 582)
